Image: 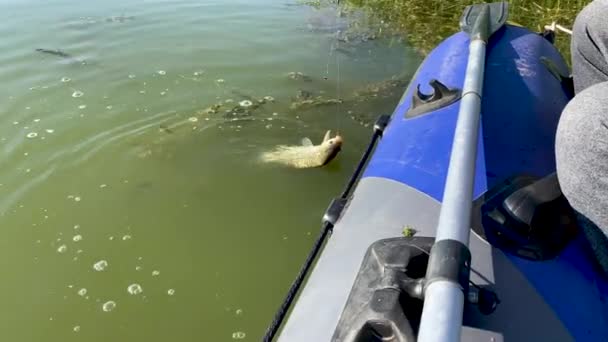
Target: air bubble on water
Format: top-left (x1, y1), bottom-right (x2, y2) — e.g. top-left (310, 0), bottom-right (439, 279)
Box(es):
top-left (152, 270), bottom-right (160, 276)
top-left (25, 106), bottom-right (31, 110)
top-left (99, 184), bottom-right (107, 188)
top-left (93, 260), bottom-right (108, 271)
top-left (205, 118), bottom-right (210, 121)
top-left (235, 309), bottom-right (243, 316)
top-left (265, 124), bottom-right (272, 129)
top-left (281, 126), bottom-right (285, 129)
top-left (73, 235), bottom-right (82, 242)
top-left (77, 249), bottom-right (83, 254)
top-left (33, 118), bottom-right (40, 123)
top-left (108, 236), bottom-right (114, 241)
top-left (74, 196), bottom-right (81, 202)
top-left (232, 332), bottom-right (246, 339)
top-left (216, 79), bottom-right (225, 83)
top-left (188, 117), bottom-right (198, 122)
top-left (267, 117), bottom-right (273, 121)
top-left (193, 70), bottom-right (204, 76)
top-left (127, 284), bottom-right (143, 295)
top-left (25, 168), bottom-right (31, 173)
top-left (122, 235), bottom-right (131, 241)
top-left (61, 77), bottom-right (71, 83)
top-left (139, 90), bottom-right (146, 94)
top-left (45, 129), bottom-right (54, 134)
top-left (73, 325), bottom-right (80, 332)
top-left (26, 132), bottom-right (38, 138)
top-left (72, 90), bottom-right (84, 98)
top-left (128, 74), bottom-right (136, 79)
top-left (272, 112), bottom-right (278, 116)
top-left (78, 104), bottom-right (87, 109)
top-left (57, 244), bottom-right (67, 253)
top-left (13, 121), bottom-right (19, 125)
top-left (102, 300), bottom-right (116, 312)
top-left (106, 105), bottom-right (113, 110)
top-left (138, 256), bottom-right (143, 261)
top-left (160, 91), bottom-right (166, 96)
top-left (135, 266), bottom-right (142, 271)
top-left (157, 70), bottom-right (166, 75)
top-left (167, 289), bottom-right (175, 296)
top-left (74, 224), bottom-right (80, 230)
top-left (78, 288), bottom-right (87, 296)
top-left (68, 284), bottom-right (73, 289)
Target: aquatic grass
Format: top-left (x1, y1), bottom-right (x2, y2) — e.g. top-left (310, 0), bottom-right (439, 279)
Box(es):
top-left (311, 0), bottom-right (590, 64)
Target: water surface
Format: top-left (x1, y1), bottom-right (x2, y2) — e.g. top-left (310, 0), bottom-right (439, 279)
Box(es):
top-left (0, 0), bottom-right (420, 340)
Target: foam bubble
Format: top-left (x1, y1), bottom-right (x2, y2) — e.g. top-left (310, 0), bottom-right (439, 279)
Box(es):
top-left (122, 235), bottom-right (131, 241)
top-left (74, 196), bottom-right (81, 202)
top-left (57, 245), bottom-right (67, 253)
top-left (167, 289), bottom-right (175, 296)
top-left (188, 117), bottom-right (198, 122)
top-left (128, 74), bottom-right (136, 79)
top-left (61, 77), bottom-right (71, 83)
top-left (99, 184), bottom-right (107, 188)
top-left (127, 284), bottom-right (143, 295)
top-left (73, 326), bottom-right (81, 332)
top-left (78, 105), bottom-right (87, 109)
top-left (232, 332), bottom-right (246, 339)
top-left (157, 70), bottom-right (166, 75)
top-left (73, 235), bottom-right (82, 242)
top-left (152, 270), bottom-right (160, 276)
top-left (45, 129), bottom-right (55, 133)
top-left (216, 79), bottom-right (225, 83)
top-left (72, 90), bottom-right (84, 98)
top-left (235, 309), bottom-right (243, 315)
top-left (26, 132), bottom-right (38, 138)
top-left (102, 300), bottom-right (116, 312)
top-left (78, 288), bottom-right (87, 296)
top-left (93, 260), bottom-right (108, 271)
top-left (106, 105), bottom-right (113, 110)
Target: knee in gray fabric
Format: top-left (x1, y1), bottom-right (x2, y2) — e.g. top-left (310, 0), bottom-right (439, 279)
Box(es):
top-left (571, 0), bottom-right (608, 93)
top-left (555, 81), bottom-right (608, 236)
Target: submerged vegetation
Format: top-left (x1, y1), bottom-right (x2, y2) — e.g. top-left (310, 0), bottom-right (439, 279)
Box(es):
top-left (305, 0), bottom-right (590, 64)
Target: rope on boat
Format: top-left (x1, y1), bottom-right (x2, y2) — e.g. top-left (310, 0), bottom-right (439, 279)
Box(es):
top-left (262, 115), bottom-right (390, 341)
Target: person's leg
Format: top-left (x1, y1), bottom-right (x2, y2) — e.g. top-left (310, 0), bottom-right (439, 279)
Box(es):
top-left (556, 81), bottom-right (608, 237)
top-left (571, 0), bottom-right (608, 93)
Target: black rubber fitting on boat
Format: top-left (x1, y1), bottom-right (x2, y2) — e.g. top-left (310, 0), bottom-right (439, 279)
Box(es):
top-left (322, 198), bottom-right (348, 226)
top-left (424, 239), bottom-right (471, 293)
top-left (373, 114), bottom-right (390, 136)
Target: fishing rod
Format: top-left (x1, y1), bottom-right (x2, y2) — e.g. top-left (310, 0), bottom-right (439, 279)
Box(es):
top-left (417, 2), bottom-right (508, 342)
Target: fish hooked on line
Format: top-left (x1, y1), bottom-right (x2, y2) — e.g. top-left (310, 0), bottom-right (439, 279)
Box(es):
top-left (260, 130), bottom-right (343, 168)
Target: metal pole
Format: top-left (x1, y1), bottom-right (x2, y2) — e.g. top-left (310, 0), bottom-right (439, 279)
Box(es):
top-left (417, 17), bottom-right (489, 342)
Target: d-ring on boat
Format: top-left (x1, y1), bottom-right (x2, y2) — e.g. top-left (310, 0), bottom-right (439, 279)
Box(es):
top-left (265, 2), bottom-right (608, 341)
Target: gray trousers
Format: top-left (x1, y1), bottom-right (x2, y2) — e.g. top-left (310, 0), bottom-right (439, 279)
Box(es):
top-left (555, 0), bottom-right (608, 267)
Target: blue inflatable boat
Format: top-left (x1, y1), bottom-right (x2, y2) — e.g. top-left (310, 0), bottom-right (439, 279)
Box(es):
top-left (265, 2), bottom-right (608, 341)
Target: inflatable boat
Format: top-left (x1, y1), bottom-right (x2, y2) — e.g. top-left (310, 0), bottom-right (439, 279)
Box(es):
top-left (265, 2), bottom-right (608, 341)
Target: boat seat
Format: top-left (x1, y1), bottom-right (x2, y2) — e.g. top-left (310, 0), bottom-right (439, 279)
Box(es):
top-left (503, 172), bottom-right (562, 227)
top-left (477, 172), bottom-right (578, 261)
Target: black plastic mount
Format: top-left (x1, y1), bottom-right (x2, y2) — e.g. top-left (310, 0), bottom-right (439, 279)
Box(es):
top-left (332, 237), bottom-right (433, 342)
top-left (424, 239), bottom-right (472, 293)
top-left (374, 114), bottom-right (391, 135)
top-left (332, 237), bottom-right (499, 341)
top-left (471, 173), bottom-right (578, 260)
top-left (406, 79), bottom-right (461, 118)
top-left (323, 198), bottom-right (348, 227)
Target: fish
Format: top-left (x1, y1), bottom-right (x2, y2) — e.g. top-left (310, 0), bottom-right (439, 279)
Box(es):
top-left (260, 130), bottom-right (343, 168)
top-left (35, 48), bottom-right (72, 58)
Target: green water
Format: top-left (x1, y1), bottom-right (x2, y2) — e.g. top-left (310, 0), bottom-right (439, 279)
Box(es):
top-left (0, 0), bottom-right (420, 340)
